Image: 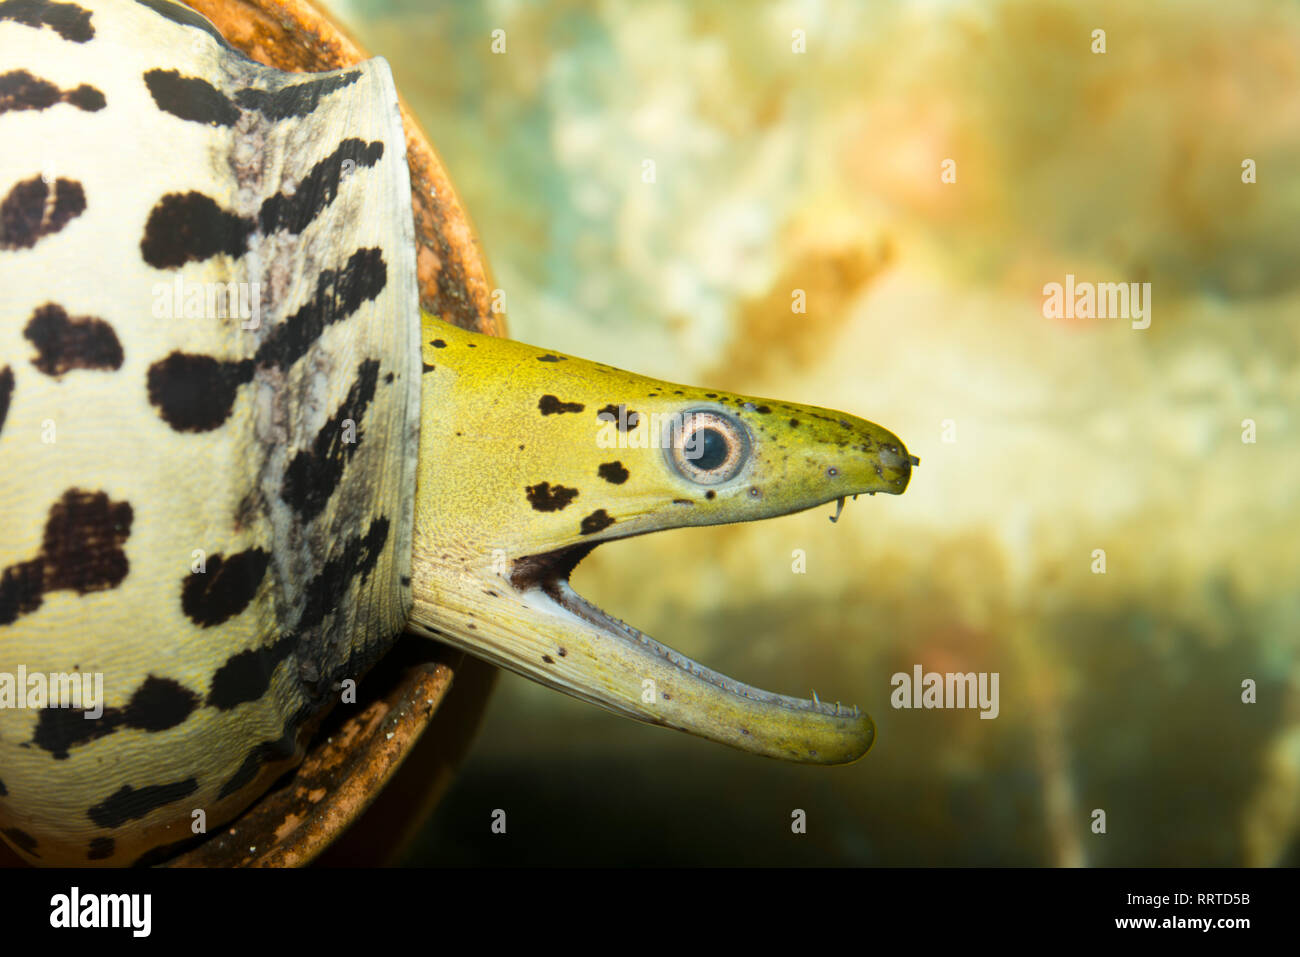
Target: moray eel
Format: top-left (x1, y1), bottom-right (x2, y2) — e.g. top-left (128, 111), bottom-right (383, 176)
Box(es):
top-left (409, 313), bottom-right (916, 763)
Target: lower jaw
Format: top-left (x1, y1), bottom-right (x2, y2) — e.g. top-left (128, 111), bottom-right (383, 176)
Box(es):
top-left (409, 551), bottom-right (876, 765)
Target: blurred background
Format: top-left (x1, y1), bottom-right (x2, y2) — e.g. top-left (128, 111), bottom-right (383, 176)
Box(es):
top-left (324, 0), bottom-right (1299, 865)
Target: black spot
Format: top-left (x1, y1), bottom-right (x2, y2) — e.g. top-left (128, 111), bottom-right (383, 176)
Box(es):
top-left (296, 517), bottom-right (389, 632)
top-left (0, 560), bottom-right (47, 624)
top-left (0, 489), bottom-right (132, 626)
top-left (753, 405), bottom-right (772, 414)
top-left (181, 548), bottom-right (269, 627)
top-left (384, 371), bottom-right (393, 383)
top-left (0, 777), bottom-right (6, 795)
top-left (0, 0), bottom-right (93, 42)
top-left (400, 576), bottom-right (411, 586)
top-left (64, 84), bottom-right (103, 110)
top-left (23, 303), bottom-right (122, 377)
top-left (0, 175), bottom-right (85, 250)
top-left (143, 69), bottom-right (239, 126)
top-left (87, 837), bottom-right (114, 860)
top-left (526, 482), bottom-right (578, 512)
top-left (134, 0), bottom-right (231, 48)
top-left (539, 394), bottom-right (584, 415)
top-left (0, 69), bottom-right (103, 114)
top-left (467, 343), bottom-right (476, 348)
top-left (280, 359), bottom-right (379, 522)
top-left (207, 633), bottom-right (295, 710)
top-left (558, 648), bottom-right (567, 657)
top-left (148, 249), bottom-right (386, 432)
top-left (0, 365), bottom-right (12, 435)
top-left (705, 393), bottom-right (717, 398)
top-left (1, 827), bottom-right (38, 857)
top-left (542, 654), bottom-right (555, 664)
top-left (672, 498), bottom-right (694, 505)
top-left (87, 778), bottom-right (197, 828)
top-left (259, 138), bottom-right (384, 235)
top-left (537, 354), bottom-right (566, 362)
top-left (122, 676), bottom-right (199, 731)
top-left (217, 728), bottom-right (297, 798)
top-left (705, 490), bottom-right (716, 500)
top-left (597, 461), bottom-right (629, 484)
top-left (139, 191), bottom-right (255, 268)
top-left (789, 418), bottom-right (800, 427)
top-left (431, 339), bottom-right (446, 348)
top-left (146, 352), bottom-right (253, 432)
top-left (597, 403), bottom-right (640, 431)
top-left (32, 672), bottom-right (202, 758)
top-left (234, 71), bottom-right (361, 121)
top-left (29, 489), bottom-right (130, 594)
top-left (422, 362), bottom-right (435, 373)
top-left (32, 703), bottom-right (117, 758)
top-left (579, 509), bottom-right (615, 535)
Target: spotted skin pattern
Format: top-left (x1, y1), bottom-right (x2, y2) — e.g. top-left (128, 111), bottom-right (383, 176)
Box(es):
top-left (0, 0), bottom-right (918, 867)
top-left (406, 316), bottom-right (914, 766)
top-left (0, 0), bottom-right (419, 864)
top-left (413, 318), bottom-right (910, 561)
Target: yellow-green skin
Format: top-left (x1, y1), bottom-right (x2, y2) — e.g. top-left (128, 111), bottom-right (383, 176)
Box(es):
top-left (408, 313), bottom-right (913, 765)
top-left (0, 0), bottom-right (913, 867)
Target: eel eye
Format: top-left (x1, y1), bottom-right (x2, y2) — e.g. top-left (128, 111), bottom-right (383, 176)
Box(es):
top-left (668, 410), bottom-right (749, 485)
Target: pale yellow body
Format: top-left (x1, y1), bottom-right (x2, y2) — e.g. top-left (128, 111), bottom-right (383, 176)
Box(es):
top-left (0, 0), bottom-right (418, 864)
top-left (0, 0), bottom-right (914, 867)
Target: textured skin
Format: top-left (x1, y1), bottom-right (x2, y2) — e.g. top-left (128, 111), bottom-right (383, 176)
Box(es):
top-left (408, 314), bottom-right (913, 765)
top-left (0, 0), bottom-right (918, 869)
top-left (0, 0), bottom-right (419, 865)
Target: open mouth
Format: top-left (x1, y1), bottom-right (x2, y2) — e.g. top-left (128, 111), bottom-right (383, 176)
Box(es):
top-left (551, 575), bottom-right (863, 717)
top-left (417, 422), bottom-right (920, 765)
top-left (505, 539), bottom-right (874, 763)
